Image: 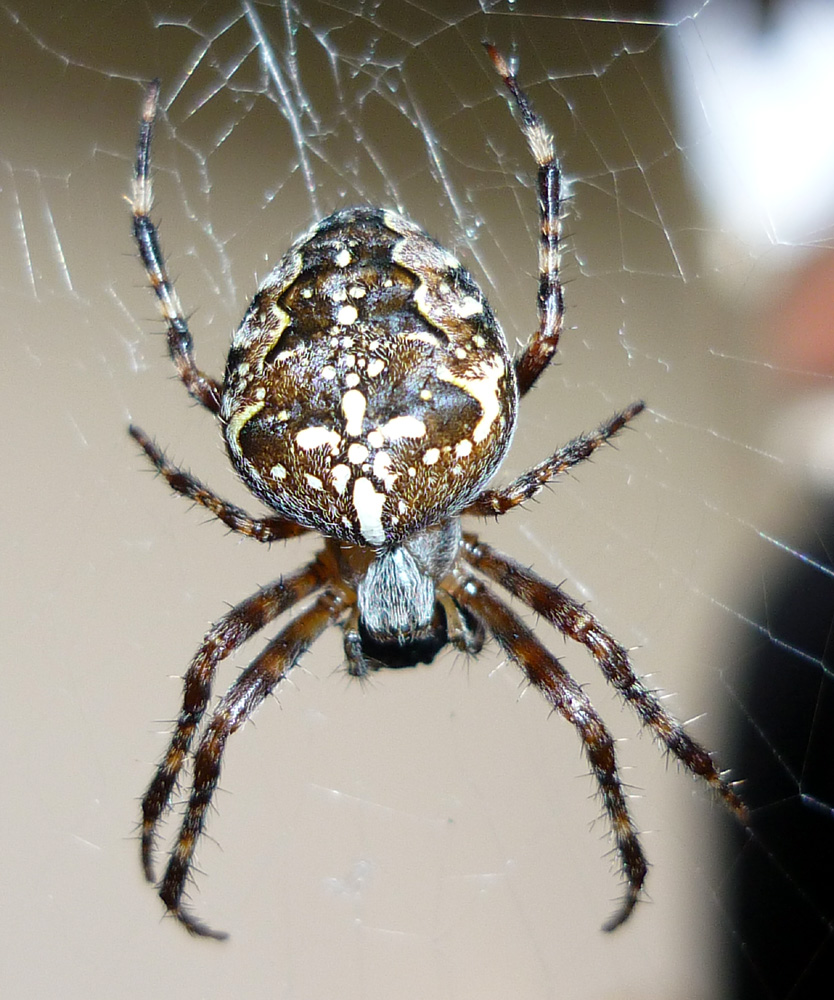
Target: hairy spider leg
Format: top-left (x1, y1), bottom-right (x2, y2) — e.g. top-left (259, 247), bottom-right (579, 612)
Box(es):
top-left (462, 537), bottom-right (748, 822)
top-left (450, 573), bottom-right (648, 930)
top-left (485, 43), bottom-right (564, 398)
top-left (140, 554), bottom-right (333, 883)
top-left (157, 590), bottom-right (345, 939)
top-left (131, 81), bottom-right (223, 414)
top-left (130, 426), bottom-right (309, 543)
top-left (462, 400), bottom-right (644, 517)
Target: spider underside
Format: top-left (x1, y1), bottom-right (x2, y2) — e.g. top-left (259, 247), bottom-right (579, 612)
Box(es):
top-left (129, 45), bottom-right (746, 939)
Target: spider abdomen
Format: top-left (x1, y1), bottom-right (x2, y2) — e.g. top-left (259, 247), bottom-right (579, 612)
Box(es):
top-left (222, 207), bottom-right (518, 548)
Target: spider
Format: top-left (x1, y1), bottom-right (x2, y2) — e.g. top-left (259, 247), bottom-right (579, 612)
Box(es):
top-left (129, 44), bottom-right (746, 939)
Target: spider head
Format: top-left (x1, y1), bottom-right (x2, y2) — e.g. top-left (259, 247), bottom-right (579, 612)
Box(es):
top-left (321, 519), bottom-right (469, 671)
top-left (355, 518), bottom-right (461, 643)
top-left (358, 546), bottom-right (436, 642)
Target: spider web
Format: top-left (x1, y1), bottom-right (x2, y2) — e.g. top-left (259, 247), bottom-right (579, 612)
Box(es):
top-left (2, 1), bottom-right (832, 997)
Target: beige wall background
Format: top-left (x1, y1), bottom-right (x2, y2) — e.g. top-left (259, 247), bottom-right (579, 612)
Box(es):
top-left (1, 1), bottom-right (821, 998)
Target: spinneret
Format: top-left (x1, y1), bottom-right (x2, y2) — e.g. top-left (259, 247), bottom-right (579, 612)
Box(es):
top-left (129, 45), bottom-right (746, 940)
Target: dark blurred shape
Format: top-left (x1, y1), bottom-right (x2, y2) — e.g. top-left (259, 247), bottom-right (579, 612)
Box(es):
top-left (727, 499), bottom-right (834, 997)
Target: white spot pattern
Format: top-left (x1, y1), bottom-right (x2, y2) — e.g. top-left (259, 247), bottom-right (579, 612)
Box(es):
top-left (352, 477), bottom-right (386, 545)
top-left (295, 426), bottom-right (341, 453)
top-left (379, 415), bottom-right (426, 440)
top-left (347, 443), bottom-right (369, 464)
top-left (341, 389), bottom-right (366, 436)
top-left (457, 295), bottom-right (482, 317)
top-left (330, 464), bottom-right (350, 495)
top-left (337, 304), bottom-right (358, 326)
top-left (373, 451), bottom-right (398, 491)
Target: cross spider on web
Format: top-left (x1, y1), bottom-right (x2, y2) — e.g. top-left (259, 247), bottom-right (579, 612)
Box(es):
top-left (129, 44), bottom-right (747, 939)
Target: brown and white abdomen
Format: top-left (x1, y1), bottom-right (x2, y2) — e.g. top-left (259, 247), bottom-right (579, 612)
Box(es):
top-left (222, 207), bottom-right (518, 548)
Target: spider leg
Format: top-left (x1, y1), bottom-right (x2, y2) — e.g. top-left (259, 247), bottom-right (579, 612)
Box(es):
top-left (342, 607), bottom-right (373, 677)
top-left (141, 551), bottom-right (334, 883)
top-left (462, 536), bottom-right (748, 821)
top-left (485, 44), bottom-right (563, 398)
top-left (461, 401), bottom-right (643, 518)
top-left (158, 588), bottom-right (345, 939)
top-left (449, 571), bottom-right (647, 931)
top-left (438, 590), bottom-right (485, 655)
top-left (130, 425), bottom-right (309, 542)
top-left (131, 81), bottom-right (223, 414)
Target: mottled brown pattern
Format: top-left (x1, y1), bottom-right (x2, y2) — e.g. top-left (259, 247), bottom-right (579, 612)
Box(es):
top-left (222, 207), bottom-right (517, 546)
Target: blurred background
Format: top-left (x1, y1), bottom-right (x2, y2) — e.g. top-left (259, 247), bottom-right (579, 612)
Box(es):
top-left (2, 1), bottom-right (832, 997)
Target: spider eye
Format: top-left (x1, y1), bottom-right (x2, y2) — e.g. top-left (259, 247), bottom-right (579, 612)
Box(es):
top-left (357, 547), bottom-right (435, 642)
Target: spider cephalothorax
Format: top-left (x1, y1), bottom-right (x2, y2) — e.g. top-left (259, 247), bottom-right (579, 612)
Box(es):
top-left (129, 45), bottom-right (746, 939)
